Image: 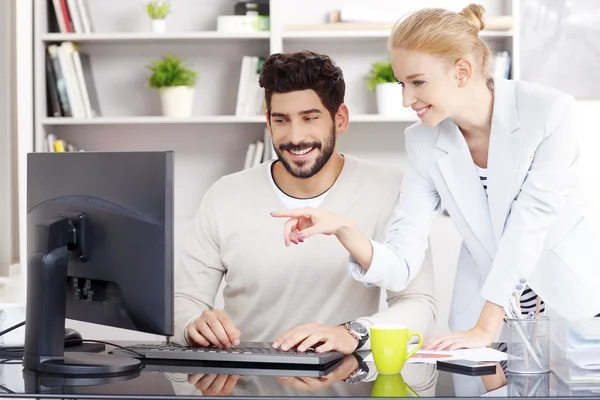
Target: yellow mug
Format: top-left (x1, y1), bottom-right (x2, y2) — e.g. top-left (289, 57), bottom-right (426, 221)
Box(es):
top-left (372, 373), bottom-right (418, 397)
top-left (370, 325), bottom-right (423, 374)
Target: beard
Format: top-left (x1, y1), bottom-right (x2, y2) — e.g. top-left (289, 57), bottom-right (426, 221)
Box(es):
top-left (274, 126), bottom-right (336, 179)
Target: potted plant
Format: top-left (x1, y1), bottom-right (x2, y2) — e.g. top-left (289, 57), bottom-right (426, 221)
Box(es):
top-left (147, 54), bottom-right (198, 118)
top-left (366, 60), bottom-right (412, 118)
top-left (146, 0), bottom-right (171, 33)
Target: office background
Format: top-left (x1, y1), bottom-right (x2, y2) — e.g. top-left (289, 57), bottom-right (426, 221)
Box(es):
top-left (0, 0), bottom-right (599, 341)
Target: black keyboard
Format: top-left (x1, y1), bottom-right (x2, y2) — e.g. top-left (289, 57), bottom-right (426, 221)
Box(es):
top-left (110, 342), bottom-right (344, 366)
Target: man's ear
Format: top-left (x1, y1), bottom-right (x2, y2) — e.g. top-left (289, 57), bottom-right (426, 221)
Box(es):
top-left (335, 104), bottom-right (349, 135)
top-left (455, 58), bottom-right (473, 87)
top-left (265, 111), bottom-right (272, 136)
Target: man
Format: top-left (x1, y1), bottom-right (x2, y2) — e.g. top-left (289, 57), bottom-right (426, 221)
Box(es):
top-left (173, 51), bottom-right (436, 360)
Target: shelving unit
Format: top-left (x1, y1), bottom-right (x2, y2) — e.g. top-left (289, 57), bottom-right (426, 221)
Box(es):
top-left (16, 0), bottom-right (519, 339)
top-left (41, 31), bottom-right (270, 43)
top-left (40, 114), bottom-right (417, 126)
top-left (281, 29), bottom-right (514, 40)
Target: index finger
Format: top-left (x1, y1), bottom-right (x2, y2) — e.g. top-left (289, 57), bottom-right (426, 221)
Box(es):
top-left (270, 208), bottom-right (313, 218)
top-left (215, 310), bottom-right (241, 346)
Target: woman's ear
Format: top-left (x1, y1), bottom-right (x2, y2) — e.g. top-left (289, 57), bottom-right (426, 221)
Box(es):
top-left (455, 59), bottom-right (473, 87)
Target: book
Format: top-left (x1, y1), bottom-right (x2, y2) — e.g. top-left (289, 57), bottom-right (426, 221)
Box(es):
top-left (45, 54), bottom-right (62, 117)
top-left (46, 44), bottom-right (72, 117)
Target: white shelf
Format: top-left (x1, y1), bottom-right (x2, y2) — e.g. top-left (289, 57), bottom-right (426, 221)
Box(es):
top-left (40, 31), bottom-right (270, 43)
top-left (41, 116), bottom-right (268, 125)
top-left (282, 30), bottom-right (392, 39)
top-left (282, 30), bottom-right (513, 40)
top-left (41, 115), bottom-right (417, 125)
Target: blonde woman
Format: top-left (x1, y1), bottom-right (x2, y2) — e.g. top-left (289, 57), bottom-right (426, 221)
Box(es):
top-left (272, 4), bottom-right (600, 349)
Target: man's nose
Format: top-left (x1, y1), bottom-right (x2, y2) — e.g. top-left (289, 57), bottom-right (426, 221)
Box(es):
top-left (288, 121), bottom-right (307, 143)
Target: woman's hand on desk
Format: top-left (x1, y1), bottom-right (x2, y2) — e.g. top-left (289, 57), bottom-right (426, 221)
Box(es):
top-left (272, 322), bottom-right (359, 354)
top-left (422, 326), bottom-right (495, 351)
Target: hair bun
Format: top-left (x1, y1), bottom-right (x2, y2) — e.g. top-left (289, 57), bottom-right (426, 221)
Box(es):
top-left (459, 3), bottom-right (486, 32)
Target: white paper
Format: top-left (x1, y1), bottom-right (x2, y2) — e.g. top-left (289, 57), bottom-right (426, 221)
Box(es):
top-left (363, 346), bottom-right (507, 365)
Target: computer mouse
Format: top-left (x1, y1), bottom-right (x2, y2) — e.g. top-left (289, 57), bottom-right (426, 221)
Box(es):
top-left (64, 328), bottom-right (83, 347)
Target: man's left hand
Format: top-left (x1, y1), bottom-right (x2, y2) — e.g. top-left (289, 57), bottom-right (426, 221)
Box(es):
top-left (423, 325), bottom-right (495, 351)
top-left (273, 323), bottom-right (358, 354)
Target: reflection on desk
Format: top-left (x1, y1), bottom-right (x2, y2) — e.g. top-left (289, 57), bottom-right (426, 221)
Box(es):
top-left (0, 351), bottom-right (599, 398)
top-left (166, 354), bottom-right (437, 397)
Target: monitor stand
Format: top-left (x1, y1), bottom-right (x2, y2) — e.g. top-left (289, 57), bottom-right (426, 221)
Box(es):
top-left (22, 215), bottom-right (141, 375)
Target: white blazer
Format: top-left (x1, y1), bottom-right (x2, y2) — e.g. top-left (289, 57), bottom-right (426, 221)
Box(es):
top-left (351, 78), bottom-right (600, 331)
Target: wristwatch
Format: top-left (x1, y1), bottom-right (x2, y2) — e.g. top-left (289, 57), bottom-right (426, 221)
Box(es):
top-left (342, 320), bottom-right (369, 350)
top-left (344, 352), bottom-right (369, 384)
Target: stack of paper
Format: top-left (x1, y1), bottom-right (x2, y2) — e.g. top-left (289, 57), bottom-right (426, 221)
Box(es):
top-left (364, 346), bottom-right (507, 365)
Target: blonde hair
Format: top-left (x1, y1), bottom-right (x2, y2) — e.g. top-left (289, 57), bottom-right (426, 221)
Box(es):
top-left (388, 4), bottom-right (493, 79)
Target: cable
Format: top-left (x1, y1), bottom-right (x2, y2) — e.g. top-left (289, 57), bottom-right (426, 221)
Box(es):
top-left (1, 340), bottom-right (145, 358)
top-left (0, 321), bottom-right (144, 359)
top-left (0, 384), bottom-right (14, 394)
top-left (0, 321), bottom-right (24, 337)
top-left (0, 316), bottom-right (146, 360)
top-left (65, 339), bottom-right (145, 358)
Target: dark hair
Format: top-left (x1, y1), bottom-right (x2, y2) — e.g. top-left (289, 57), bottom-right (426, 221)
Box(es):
top-left (258, 51), bottom-right (345, 120)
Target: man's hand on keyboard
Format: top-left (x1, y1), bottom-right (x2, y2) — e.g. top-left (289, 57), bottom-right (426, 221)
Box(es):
top-left (187, 373), bottom-right (240, 396)
top-left (276, 355), bottom-right (359, 391)
top-left (272, 323), bottom-right (358, 355)
top-left (187, 309), bottom-right (241, 348)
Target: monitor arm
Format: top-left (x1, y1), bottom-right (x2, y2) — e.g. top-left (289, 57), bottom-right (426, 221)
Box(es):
top-left (23, 214), bottom-right (141, 375)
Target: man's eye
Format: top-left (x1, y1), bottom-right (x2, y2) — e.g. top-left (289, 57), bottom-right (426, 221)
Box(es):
top-left (305, 116), bottom-right (317, 121)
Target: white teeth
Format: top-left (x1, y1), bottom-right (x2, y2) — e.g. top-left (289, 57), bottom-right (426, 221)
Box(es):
top-left (290, 147), bottom-right (313, 155)
top-left (416, 106), bottom-right (430, 115)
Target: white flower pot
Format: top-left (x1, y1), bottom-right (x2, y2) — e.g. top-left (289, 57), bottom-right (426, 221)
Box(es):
top-left (375, 82), bottom-right (415, 119)
top-left (151, 19), bottom-right (166, 33)
top-left (159, 86), bottom-right (195, 118)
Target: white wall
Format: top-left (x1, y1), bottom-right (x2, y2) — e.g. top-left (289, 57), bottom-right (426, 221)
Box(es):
top-left (0, 0), bottom-right (13, 276)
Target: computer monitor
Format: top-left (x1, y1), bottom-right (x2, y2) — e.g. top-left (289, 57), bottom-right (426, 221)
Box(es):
top-left (24, 151), bottom-right (174, 376)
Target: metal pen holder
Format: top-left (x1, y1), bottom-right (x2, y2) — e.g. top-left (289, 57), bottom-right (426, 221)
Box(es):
top-left (507, 372), bottom-right (550, 397)
top-left (506, 316), bottom-right (550, 374)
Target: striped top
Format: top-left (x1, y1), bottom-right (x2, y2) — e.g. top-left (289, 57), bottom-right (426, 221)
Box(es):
top-left (476, 164), bottom-right (488, 194)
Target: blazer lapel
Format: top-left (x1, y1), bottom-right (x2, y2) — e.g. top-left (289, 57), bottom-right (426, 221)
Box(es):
top-left (437, 119), bottom-right (496, 255)
top-left (487, 79), bottom-right (523, 244)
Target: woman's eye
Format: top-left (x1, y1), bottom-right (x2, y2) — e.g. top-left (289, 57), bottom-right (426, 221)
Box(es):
top-left (413, 80), bottom-right (425, 87)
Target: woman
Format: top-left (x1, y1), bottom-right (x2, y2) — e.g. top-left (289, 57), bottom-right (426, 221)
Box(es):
top-left (271, 4), bottom-right (600, 350)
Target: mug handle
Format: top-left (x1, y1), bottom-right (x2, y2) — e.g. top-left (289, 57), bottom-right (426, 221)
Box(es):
top-left (405, 331), bottom-right (424, 360)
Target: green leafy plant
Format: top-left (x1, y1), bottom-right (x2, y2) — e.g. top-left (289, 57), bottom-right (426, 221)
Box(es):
top-left (366, 60), bottom-right (398, 91)
top-left (146, 54), bottom-right (198, 88)
top-left (146, 1), bottom-right (171, 20)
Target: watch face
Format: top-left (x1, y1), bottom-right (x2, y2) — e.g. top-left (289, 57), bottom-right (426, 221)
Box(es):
top-left (350, 321), bottom-right (368, 336)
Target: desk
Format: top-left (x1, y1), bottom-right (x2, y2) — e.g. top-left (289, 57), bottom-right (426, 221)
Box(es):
top-left (0, 343), bottom-right (598, 398)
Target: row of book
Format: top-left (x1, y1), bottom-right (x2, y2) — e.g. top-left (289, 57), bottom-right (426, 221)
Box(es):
top-left (44, 133), bottom-right (84, 153)
top-left (243, 128), bottom-right (276, 169)
top-left (46, 41), bottom-right (101, 118)
top-left (50, 0), bottom-right (93, 34)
